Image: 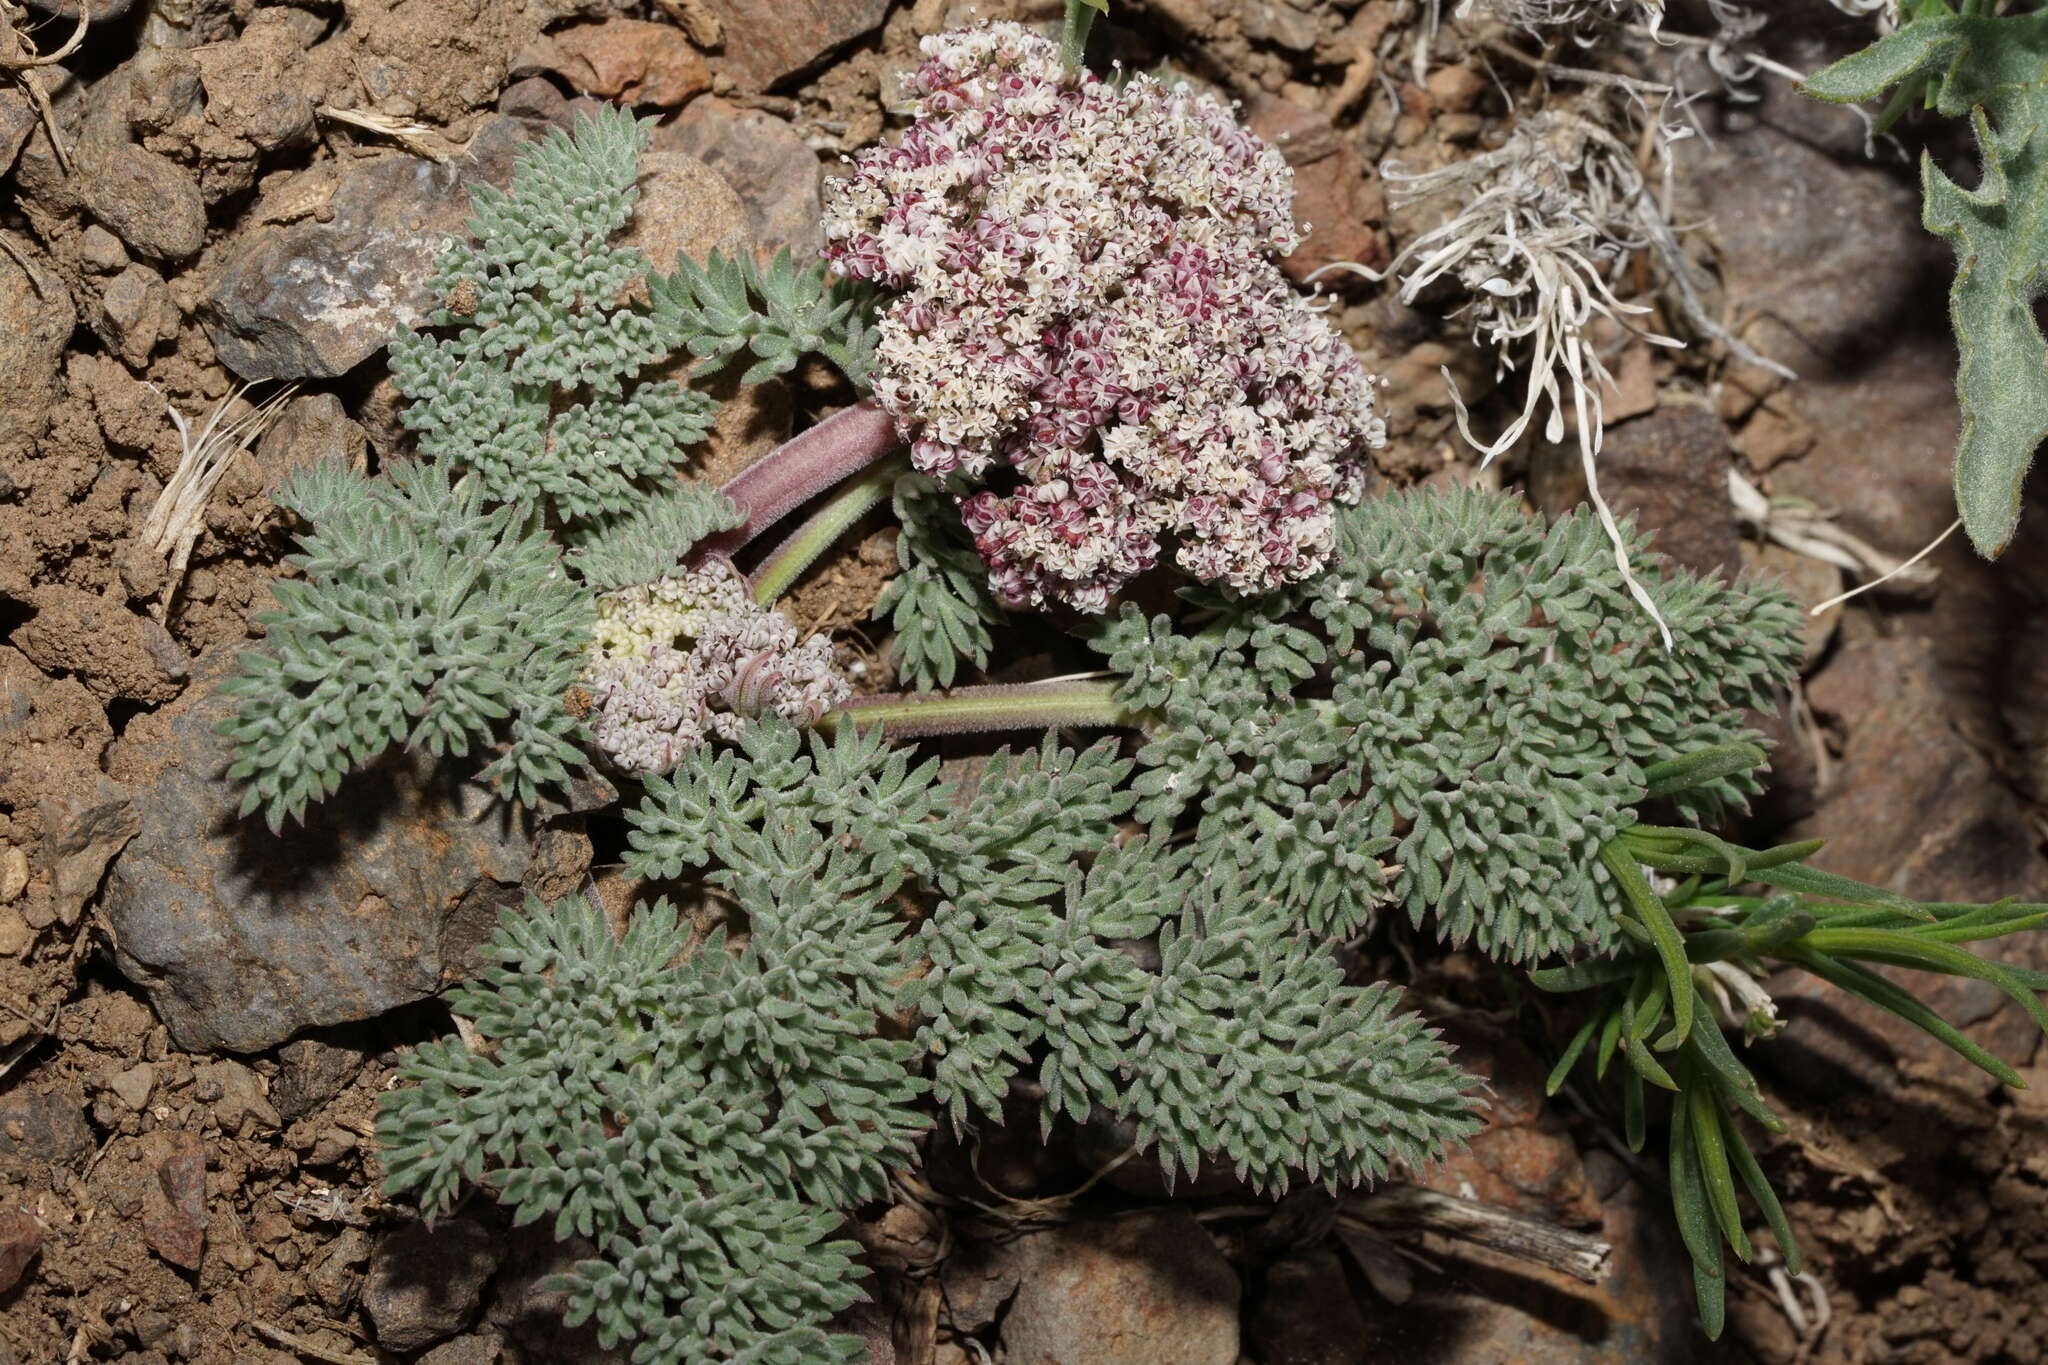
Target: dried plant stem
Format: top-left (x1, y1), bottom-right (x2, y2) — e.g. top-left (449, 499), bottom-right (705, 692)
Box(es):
top-left (1345, 1185), bottom-right (1612, 1283)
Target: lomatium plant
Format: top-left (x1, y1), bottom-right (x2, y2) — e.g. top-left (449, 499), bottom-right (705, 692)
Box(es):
top-left (214, 18), bottom-right (2048, 1363)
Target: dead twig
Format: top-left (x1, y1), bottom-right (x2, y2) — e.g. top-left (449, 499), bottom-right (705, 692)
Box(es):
top-left (0, 0), bottom-right (87, 173)
top-left (1345, 1184), bottom-right (1612, 1283)
top-left (250, 1321), bottom-right (377, 1365)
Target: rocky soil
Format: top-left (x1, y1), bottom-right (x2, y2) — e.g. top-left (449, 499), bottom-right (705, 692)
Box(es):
top-left (3, 0), bottom-right (2046, 1362)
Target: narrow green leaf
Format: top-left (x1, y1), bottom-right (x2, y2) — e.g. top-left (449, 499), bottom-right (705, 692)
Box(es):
top-left (1790, 951), bottom-right (2024, 1087)
top-left (1601, 843), bottom-right (1695, 1050)
top-left (1689, 1081), bottom-right (1752, 1264)
top-left (1721, 1109), bottom-right (1802, 1276)
top-left (1546, 1010), bottom-right (1603, 1095)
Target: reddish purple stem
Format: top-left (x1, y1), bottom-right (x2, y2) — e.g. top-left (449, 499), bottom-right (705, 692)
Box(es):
top-left (700, 398), bottom-right (902, 558)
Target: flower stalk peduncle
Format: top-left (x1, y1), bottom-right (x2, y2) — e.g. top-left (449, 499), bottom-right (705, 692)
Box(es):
top-left (749, 455), bottom-right (908, 607)
top-left (701, 399), bottom-right (901, 558)
top-left (822, 679), bottom-right (1130, 739)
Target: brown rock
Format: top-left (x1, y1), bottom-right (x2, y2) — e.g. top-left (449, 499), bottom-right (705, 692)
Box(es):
top-left (365, 1219), bottom-right (502, 1353)
top-left (0, 1209), bottom-right (41, 1293)
top-left (38, 775), bottom-right (140, 927)
top-left (15, 587), bottom-right (190, 704)
top-left (0, 847), bottom-right (28, 903)
top-left (1740, 540), bottom-right (1841, 670)
top-left (142, 1129), bottom-right (209, 1270)
top-left (1246, 95), bottom-right (1387, 282)
top-left (94, 263), bottom-right (176, 368)
top-left (1363, 1177), bottom-right (1708, 1363)
top-left (996, 1209), bottom-right (1240, 1365)
top-left (1249, 1249), bottom-right (1373, 1365)
top-left (193, 1059), bottom-right (281, 1136)
top-left (0, 229), bottom-right (74, 463)
top-left (0, 905), bottom-right (30, 956)
top-left (1532, 400), bottom-right (1742, 583)
top-left (1768, 634), bottom-right (2048, 1097)
top-left (1425, 63), bottom-right (1489, 115)
top-left (660, 96), bottom-right (824, 260)
top-left (77, 225), bottom-right (130, 274)
top-left (698, 0), bottom-right (889, 91)
top-left (336, 0), bottom-right (536, 126)
top-left (0, 88), bottom-right (35, 176)
top-left (1734, 398), bottom-right (1814, 471)
top-left (1416, 1021), bottom-right (1602, 1228)
top-left (77, 141), bottom-right (208, 263)
top-left (192, 9), bottom-right (318, 152)
top-left (251, 392), bottom-right (369, 496)
top-left (621, 150), bottom-right (753, 273)
top-left (0, 1088), bottom-right (93, 1165)
top-left (543, 19), bottom-right (711, 107)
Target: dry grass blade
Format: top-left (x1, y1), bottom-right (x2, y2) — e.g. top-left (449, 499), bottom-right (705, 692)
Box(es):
top-left (315, 105), bottom-right (459, 161)
top-left (1726, 468), bottom-right (1941, 602)
top-left (141, 382), bottom-right (297, 621)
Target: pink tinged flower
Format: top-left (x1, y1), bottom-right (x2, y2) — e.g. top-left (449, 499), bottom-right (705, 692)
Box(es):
top-left (822, 21), bottom-right (1385, 612)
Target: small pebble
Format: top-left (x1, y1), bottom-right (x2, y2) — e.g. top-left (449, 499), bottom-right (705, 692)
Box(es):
top-left (0, 846), bottom-right (28, 902)
top-left (0, 907), bottom-right (32, 959)
top-left (106, 1062), bottom-right (158, 1112)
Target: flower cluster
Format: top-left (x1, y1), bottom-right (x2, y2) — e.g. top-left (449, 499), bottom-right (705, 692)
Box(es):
top-left (582, 561), bottom-right (849, 774)
top-left (823, 23), bottom-right (1385, 612)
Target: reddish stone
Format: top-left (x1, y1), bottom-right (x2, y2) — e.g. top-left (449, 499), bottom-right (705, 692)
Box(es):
top-left (0, 1209), bottom-right (42, 1292)
top-left (546, 19), bottom-right (711, 108)
top-left (141, 1129), bottom-right (208, 1270)
top-left (1246, 95), bottom-right (1388, 283)
top-left (698, 0), bottom-right (889, 91)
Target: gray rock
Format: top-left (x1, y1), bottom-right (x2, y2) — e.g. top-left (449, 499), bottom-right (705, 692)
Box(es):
top-left (93, 262), bottom-right (175, 368)
top-left (365, 1219), bottom-right (502, 1354)
top-left (659, 97), bottom-right (824, 261)
top-left (0, 1087), bottom-right (94, 1165)
top-left (1674, 74), bottom-right (1933, 370)
top-left (698, 0), bottom-right (889, 91)
top-left (1242, 0), bottom-right (1320, 51)
top-left (200, 117), bottom-right (531, 381)
top-left (0, 230), bottom-right (74, 463)
top-left (104, 1062), bottom-right (158, 1112)
top-left (997, 1209), bottom-right (1240, 1365)
top-left (78, 140), bottom-right (208, 263)
top-left (101, 658), bottom-right (543, 1052)
top-left (484, 1228), bottom-right (625, 1364)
